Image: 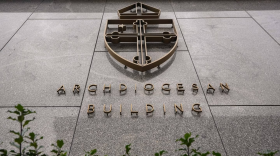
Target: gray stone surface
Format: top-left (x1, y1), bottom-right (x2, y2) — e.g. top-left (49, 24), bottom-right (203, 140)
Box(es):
top-left (0, 13), bottom-right (31, 51)
top-left (249, 10), bottom-right (280, 44)
top-left (0, 0), bottom-right (42, 12)
top-left (171, 0), bottom-right (240, 12)
top-left (0, 19), bottom-right (101, 106)
top-left (0, 107), bottom-right (79, 155)
top-left (237, 0), bottom-right (280, 11)
top-left (30, 13), bottom-right (103, 19)
top-left (70, 52), bottom-right (226, 156)
top-left (95, 12), bottom-right (187, 52)
top-left (35, 0), bottom-right (106, 13)
top-left (211, 106), bottom-right (280, 156)
top-left (178, 18), bottom-right (280, 106)
top-left (175, 11), bottom-right (249, 18)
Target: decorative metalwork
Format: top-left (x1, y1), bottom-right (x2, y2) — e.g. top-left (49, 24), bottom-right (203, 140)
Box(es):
top-left (118, 2), bottom-right (160, 19)
top-left (105, 3), bottom-right (178, 72)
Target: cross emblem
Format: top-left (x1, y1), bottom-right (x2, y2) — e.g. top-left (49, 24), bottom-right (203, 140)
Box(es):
top-left (104, 3), bottom-right (178, 72)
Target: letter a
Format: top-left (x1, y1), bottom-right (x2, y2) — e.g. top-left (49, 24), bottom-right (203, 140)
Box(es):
top-left (57, 85), bottom-right (66, 95)
top-left (207, 84), bottom-right (215, 94)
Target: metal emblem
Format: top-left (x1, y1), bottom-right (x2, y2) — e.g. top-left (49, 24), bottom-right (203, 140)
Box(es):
top-left (104, 2), bottom-right (178, 72)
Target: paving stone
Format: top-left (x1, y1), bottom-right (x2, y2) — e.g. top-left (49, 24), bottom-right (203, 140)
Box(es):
top-left (30, 13), bottom-right (103, 19)
top-left (35, 0), bottom-right (106, 13)
top-left (175, 11), bottom-right (249, 18)
top-left (0, 19), bottom-right (101, 106)
top-left (105, 0), bottom-right (174, 13)
top-left (248, 10), bottom-right (280, 44)
top-left (0, 107), bottom-right (79, 155)
top-left (237, 0), bottom-right (280, 11)
top-left (70, 52), bottom-right (226, 155)
top-left (0, 13), bottom-right (31, 51)
top-left (95, 12), bottom-right (187, 52)
top-left (211, 106), bottom-right (280, 156)
top-left (171, 0), bottom-right (240, 12)
top-left (178, 18), bottom-right (280, 106)
top-left (0, 0), bottom-right (42, 12)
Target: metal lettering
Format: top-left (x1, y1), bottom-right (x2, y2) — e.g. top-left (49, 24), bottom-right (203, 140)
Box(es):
top-left (87, 104), bottom-right (95, 115)
top-left (174, 104), bottom-right (183, 114)
top-left (73, 84), bottom-right (80, 94)
top-left (57, 85), bottom-right (66, 95)
top-left (146, 104), bottom-right (154, 115)
top-left (144, 83), bottom-right (154, 94)
top-left (88, 84), bottom-right (97, 93)
top-left (177, 84), bottom-right (185, 94)
top-left (120, 104), bottom-right (122, 115)
top-left (131, 104), bottom-right (138, 116)
top-left (103, 104), bottom-right (112, 116)
top-left (192, 103), bottom-right (202, 113)
top-left (207, 84), bottom-right (215, 94)
top-left (220, 83), bottom-right (230, 92)
top-left (120, 84), bottom-right (127, 94)
top-left (162, 83), bottom-right (171, 93)
top-left (192, 84), bottom-right (199, 93)
top-left (103, 84), bottom-right (111, 93)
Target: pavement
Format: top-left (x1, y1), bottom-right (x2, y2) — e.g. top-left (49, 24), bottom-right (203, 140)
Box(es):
top-left (0, 0), bottom-right (280, 156)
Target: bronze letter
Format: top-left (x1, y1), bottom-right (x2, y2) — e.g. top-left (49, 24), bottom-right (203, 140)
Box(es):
top-left (131, 104), bottom-right (138, 116)
top-left (207, 84), bottom-right (215, 94)
top-left (135, 84), bottom-right (137, 93)
top-left (73, 84), bottom-right (80, 94)
top-left (87, 104), bottom-right (95, 115)
top-left (120, 104), bottom-right (122, 115)
top-left (220, 83), bottom-right (230, 92)
top-left (146, 104), bottom-right (154, 115)
top-left (163, 104), bottom-right (166, 115)
top-left (57, 85), bottom-right (66, 95)
top-left (192, 84), bottom-right (199, 93)
top-left (144, 83), bottom-right (154, 94)
top-left (88, 84), bottom-right (97, 93)
top-left (174, 104), bottom-right (184, 114)
top-left (162, 83), bottom-right (171, 93)
top-left (177, 84), bottom-right (185, 94)
top-left (103, 84), bottom-right (111, 93)
top-left (103, 104), bottom-right (112, 116)
top-left (120, 84), bottom-right (127, 94)
top-left (192, 103), bottom-right (202, 113)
